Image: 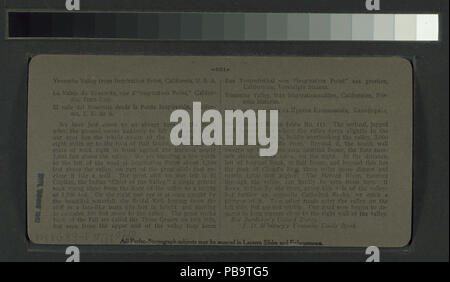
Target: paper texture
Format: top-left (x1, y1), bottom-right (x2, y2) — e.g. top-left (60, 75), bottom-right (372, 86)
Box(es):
top-left (27, 55), bottom-right (412, 246)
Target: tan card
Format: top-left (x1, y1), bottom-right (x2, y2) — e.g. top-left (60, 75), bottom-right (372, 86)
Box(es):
top-left (27, 55), bottom-right (412, 247)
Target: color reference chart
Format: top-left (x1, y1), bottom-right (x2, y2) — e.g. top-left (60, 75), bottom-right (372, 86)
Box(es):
top-left (8, 12), bottom-right (439, 41)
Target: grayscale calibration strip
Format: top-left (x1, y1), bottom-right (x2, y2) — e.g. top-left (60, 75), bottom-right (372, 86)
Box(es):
top-left (8, 12), bottom-right (439, 41)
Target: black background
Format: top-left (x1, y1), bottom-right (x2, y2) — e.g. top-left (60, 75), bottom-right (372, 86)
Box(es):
top-left (0, 0), bottom-right (448, 262)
